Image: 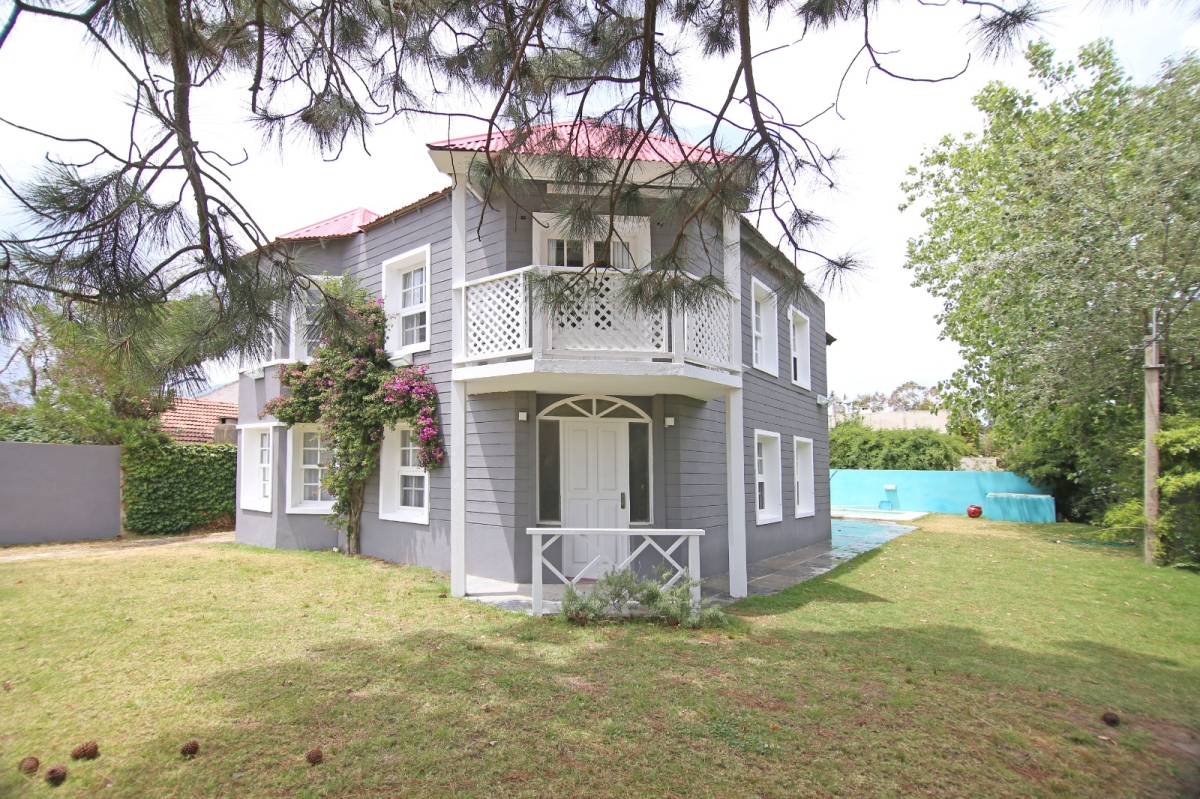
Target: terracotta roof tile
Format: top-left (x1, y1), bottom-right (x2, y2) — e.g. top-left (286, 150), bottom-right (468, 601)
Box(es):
top-left (160, 397), bottom-right (239, 444)
top-left (428, 120), bottom-right (724, 164)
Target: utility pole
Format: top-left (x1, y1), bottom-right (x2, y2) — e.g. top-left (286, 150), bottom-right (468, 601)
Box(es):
top-left (1143, 309), bottom-right (1162, 565)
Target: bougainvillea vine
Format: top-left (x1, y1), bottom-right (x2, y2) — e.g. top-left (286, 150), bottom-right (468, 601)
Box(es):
top-left (262, 276), bottom-right (445, 555)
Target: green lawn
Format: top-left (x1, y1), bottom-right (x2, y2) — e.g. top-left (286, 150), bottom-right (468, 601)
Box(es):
top-left (1, 515), bottom-right (1197, 797)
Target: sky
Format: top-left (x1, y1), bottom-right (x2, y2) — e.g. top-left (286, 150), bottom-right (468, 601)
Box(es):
top-left (0, 1), bottom-right (1197, 397)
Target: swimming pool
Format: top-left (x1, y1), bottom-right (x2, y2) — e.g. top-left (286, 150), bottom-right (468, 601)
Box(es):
top-left (829, 518), bottom-right (915, 561)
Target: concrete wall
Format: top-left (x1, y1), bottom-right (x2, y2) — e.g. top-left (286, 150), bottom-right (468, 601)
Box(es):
top-left (856, 410), bottom-right (950, 433)
top-left (831, 469), bottom-right (1048, 515)
top-left (0, 442), bottom-right (122, 544)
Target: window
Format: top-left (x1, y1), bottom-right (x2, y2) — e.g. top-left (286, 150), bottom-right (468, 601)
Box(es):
top-left (239, 425), bottom-right (273, 512)
top-left (751, 278), bottom-right (778, 376)
top-left (287, 424), bottom-right (334, 513)
top-left (379, 425), bottom-right (429, 523)
top-left (537, 419), bottom-right (561, 523)
top-left (754, 430), bottom-right (782, 524)
top-left (534, 213), bottom-right (650, 270)
top-left (794, 437), bottom-right (815, 518)
top-left (628, 421), bottom-right (651, 524)
top-left (382, 245), bottom-right (432, 358)
top-left (789, 307), bottom-right (812, 390)
top-left (291, 291), bottom-right (324, 362)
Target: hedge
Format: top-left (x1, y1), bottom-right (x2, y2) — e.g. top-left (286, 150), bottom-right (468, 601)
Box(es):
top-left (830, 420), bottom-right (970, 471)
top-left (123, 443), bottom-right (237, 535)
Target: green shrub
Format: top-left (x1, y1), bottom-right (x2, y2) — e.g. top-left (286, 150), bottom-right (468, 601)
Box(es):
top-left (559, 568), bottom-right (728, 628)
top-left (122, 442), bottom-right (237, 535)
top-left (830, 420), bottom-right (970, 471)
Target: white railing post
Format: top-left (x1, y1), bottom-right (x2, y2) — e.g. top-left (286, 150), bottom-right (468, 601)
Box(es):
top-left (530, 269), bottom-right (544, 359)
top-left (689, 533), bottom-right (701, 603)
top-left (532, 531), bottom-right (543, 615)
top-left (672, 305), bottom-right (684, 364)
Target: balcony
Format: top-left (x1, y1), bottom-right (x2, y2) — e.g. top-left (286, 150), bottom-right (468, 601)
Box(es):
top-left (454, 266), bottom-right (741, 399)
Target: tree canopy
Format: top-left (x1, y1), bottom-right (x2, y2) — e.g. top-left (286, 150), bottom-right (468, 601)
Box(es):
top-left (903, 40), bottom-right (1200, 525)
top-left (0, 0), bottom-right (1048, 368)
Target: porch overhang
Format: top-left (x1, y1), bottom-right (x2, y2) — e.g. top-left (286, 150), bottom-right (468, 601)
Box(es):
top-left (452, 358), bottom-right (741, 400)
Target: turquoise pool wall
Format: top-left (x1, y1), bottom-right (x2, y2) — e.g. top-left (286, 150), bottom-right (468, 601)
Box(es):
top-left (831, 469), bottom-right (1049, 517)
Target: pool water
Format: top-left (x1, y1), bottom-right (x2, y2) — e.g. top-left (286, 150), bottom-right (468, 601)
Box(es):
top-left (829, 519), bottom-right (914, 561)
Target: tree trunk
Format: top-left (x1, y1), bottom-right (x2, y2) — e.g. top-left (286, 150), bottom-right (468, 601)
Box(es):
top-left (1144, 332), bottom-right (1161, 565)
top-left (346, 484), bottom-right (365, 555)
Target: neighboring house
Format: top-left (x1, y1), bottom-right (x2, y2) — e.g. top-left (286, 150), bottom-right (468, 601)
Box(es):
top-left (235, 121), bottom-right (832, 599)
top-left (195, 381), bottom-right (239, 405)
top-left (160, 397), bottom-right (238, 444)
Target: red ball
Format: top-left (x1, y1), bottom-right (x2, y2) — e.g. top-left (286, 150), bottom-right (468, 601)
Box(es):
top-left (967, 505), bottom-right (983, 518)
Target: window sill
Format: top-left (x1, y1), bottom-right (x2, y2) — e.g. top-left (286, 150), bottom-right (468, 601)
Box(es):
top-left (379, 508), bottom-right (429, 525)
top-left (791, 379), bottom-right (813, 391)
top-left (755, 513), bottom-right (783, 526)
top-left (795, 511), bottom-right (816, 519)
top-left (750, 363), bottom-right (780, 379)
top-left (240, 503), bottom-right (272, 514)
top-left (288, 504), bottom-right (334, 515)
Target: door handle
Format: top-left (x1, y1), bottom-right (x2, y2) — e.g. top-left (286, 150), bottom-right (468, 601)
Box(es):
top-left (620, 492), bottom-right (626, 510)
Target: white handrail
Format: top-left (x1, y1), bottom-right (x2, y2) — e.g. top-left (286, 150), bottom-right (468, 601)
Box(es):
top-left (526, 527), bottom-right (704, 615)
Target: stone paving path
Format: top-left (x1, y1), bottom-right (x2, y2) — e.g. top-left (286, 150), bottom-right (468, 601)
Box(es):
top-left (0, 531), bottom-right (234, 563)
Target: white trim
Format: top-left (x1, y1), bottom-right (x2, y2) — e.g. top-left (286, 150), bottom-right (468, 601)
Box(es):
top-left (532, 212), bottom-right (652, 269)
top-left (450, 380), bottom-right (467, 597)
top-left (285, 424), bottom-right (335, 515)
top-left (788, 306), bottom-right (812, 390)
top-left (725, 386), bottom-right (747, 598)
top-left (239, 424), bottom-right (274, 513)
top-left (235, 421), bottom-right (287, 430)
top-left (382, 244), bottom-right (433, 359)
top-left (750, 278), bottom-right (779, 377)
top-left (793, 436), bottom-right (816, 518)
top-left (754, 429), bottom-right (783, 525)
top-left (379, 425), bottom-right (430, 524)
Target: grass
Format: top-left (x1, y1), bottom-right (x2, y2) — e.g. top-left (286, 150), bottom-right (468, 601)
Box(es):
top-left (1, 515), bottom-right (1197, 797)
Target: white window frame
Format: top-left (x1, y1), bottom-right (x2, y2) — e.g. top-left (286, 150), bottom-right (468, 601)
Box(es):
top-left (532, 213), bottom-right (652, 270)
top-left (751, 278), bottom-right (779, 377)
top-left (789, 306), bottom-right (812, 390)
top-left (379, 424), bottom-right (430, 524)
top-left (239, 424), bottom-right (274, 512)
top-left (290, 278), bottom-right (333, 363)
top-left (382, 245), bottom-right (432, 360)
top-left (286, 424), bottom-right (335, 514)
top-left (794, 436), bottom-right (815, 518)
top-left (754, 429), bottom-right (783, 525)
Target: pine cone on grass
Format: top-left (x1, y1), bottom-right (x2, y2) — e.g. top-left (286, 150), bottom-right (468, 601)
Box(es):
top-left (180, 740), bottom-right (200, 758)
top-left (17, 756), bottom-right (39, 775)
top-left (71, 741), bottom-right (99, 760)
top-left (305, 748), bottom-right (323, 765)
top-left (44, 764), bottom-right (67, 785)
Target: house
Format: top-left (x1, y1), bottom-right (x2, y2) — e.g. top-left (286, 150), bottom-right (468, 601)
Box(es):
top-left (160, 397), bottom-right (239, 444)
top-left (234, 122), bottom-right (832, 599)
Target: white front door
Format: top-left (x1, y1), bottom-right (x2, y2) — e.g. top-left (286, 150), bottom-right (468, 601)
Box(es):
top-left (562, 420), bottom-right (629, 579)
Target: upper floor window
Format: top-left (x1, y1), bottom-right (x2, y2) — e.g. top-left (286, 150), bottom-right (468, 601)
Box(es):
top-left (382, 245), bottom-right (432, 358)
top-left (291, 289), bottom-right (325, 362)
top-left (789, 307), bottom-right (812, 390)
top-left (534, 213), bottom-right (649, 270)
top-left (751, 278), bottom-right (778, 376)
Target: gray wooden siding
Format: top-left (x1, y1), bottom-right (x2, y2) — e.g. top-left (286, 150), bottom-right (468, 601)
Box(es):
top-left (663, 394), bottom-right (730, 578)
top-left (738, 249), bottom-right (832, 563)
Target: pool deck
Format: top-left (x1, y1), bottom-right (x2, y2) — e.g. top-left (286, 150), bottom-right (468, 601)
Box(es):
top-left (466, 519), bottom-right (915, 614)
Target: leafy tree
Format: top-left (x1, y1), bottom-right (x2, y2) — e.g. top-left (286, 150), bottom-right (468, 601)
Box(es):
top-left (0, 0), bottom-right (1048, 355)
top-left (263, 276), bottom-right (445, 555)
top-left (887, 381), bottom-right (940, 411)
top-left (903, 41), bottom-right (1200, 533)
top-left (830, 420), bottom-right (969, 471)
top-left (852, 392), bottom-right (888, 413)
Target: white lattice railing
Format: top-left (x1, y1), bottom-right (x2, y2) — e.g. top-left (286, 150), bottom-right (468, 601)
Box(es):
top-left (526, 527), bottom-right (703, 615)
top-left (459, 266), bottom-right (735, 370)
top-left (463, 267), bottom-right (533, 360)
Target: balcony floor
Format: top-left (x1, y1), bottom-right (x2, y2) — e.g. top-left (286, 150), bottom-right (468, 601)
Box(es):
top-left (453, 356), bottom-right (740, 400)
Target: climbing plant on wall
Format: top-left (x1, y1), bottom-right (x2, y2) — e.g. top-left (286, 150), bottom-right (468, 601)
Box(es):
top-left (263, 276), bottom-right (445, 555)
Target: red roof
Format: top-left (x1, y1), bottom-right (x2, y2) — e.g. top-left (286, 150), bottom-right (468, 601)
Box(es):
top-left (278, 207), bottom-right (381, 241)
top-left (428, 120), bottom-right (724, 164)
top-left (160, 397), bottom-right (238, 444)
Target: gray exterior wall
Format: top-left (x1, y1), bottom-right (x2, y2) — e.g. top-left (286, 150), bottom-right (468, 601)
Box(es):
top-left (738, 246), bottom-right (832, 563)
top-left (0, 442), bottom-right (122, 544)
top-left (235, 183), bottom-right (831, 583)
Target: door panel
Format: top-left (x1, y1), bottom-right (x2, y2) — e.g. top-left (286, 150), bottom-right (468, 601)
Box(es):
top-left (562, 420), bottom-right (628, 578)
